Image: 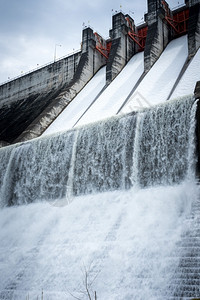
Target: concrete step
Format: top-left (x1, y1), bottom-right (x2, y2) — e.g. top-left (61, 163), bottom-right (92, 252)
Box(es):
top-left (171, 271), bottom-right (200, 280)
top-left (169, 278), bottom-right (200, 286)
top-left (178, 241), bottom-right (200, 248)
top-left (178, 258), bottom-right (200, 268)
top-left (171, 247), bottom-right (200, 257)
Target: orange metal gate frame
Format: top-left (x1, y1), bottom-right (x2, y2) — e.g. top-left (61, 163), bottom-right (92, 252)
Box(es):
top-left (126, 17), bottom-right (148, 51)
top-left (161, 0), bottom-right (189, 35)
top-left (94, 32), bottom-right (111, 59)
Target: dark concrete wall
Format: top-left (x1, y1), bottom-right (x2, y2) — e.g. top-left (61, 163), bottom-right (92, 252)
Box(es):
top-left (106, 13), bottom-right (136, 83)
top-left (0, 27), bottom-right (106, 144)
top-left (144, 0), bottom-right (171, 72)
top-left (188, 0), bottom-right (200, 57)
top-left (195, 81), bottom-right (200, 99)
top-left (190, 0), bottom-right (200, 4)
top-left (195, 81), bottom-right (200, 177)
top-left (0, 53), bottom-right (81, 107)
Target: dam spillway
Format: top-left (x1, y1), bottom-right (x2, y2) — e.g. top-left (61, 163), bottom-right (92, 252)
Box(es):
top-left (0, 95), bottom-right (196, 205)
top-left (0, 95), bottom-right (200, 299)
top-left (0, 0), bottom-right (200, 299)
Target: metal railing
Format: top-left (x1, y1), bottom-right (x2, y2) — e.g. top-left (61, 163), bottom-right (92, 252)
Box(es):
top-left (0, 48), bottom-right (81, 87)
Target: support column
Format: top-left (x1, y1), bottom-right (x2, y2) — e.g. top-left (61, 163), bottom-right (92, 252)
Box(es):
top-left (144, 0), bottom-right (171, 72)
top-left (195, 81), bottom-right (200, 99)
top-left (188, 0), bottom-right (200, 58)
top-left (106, 12), bottom-right (136, 84)
top-left (195, 81), bottom-right (200, 177)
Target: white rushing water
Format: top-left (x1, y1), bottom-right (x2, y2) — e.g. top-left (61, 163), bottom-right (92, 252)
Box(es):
top-left (76, 52), bottom-right (144, 127)
top-left (121, 35), bottom-right (188, 113)
top-left (43, 66), bottom-right (106, 136)
top-left (0, 96), bottom-right (196, 205)
top-left (0, 183), bottom-right (198, 300)
top-left (170, 48), bottom-right (200, 99)
top-left (0, 95), bottom-right (199, 299)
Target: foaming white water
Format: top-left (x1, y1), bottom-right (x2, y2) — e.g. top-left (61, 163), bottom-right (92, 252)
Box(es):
top-left (0, 95), bottom-right (196, 206)
top-left (132, 96), bottom-right (196, 187)
top-left (0, 181), bottom-right (198, 299)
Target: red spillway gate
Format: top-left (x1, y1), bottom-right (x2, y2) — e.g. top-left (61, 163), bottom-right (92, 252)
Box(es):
top-left (94, 32), bottom-right (112, 59)
top-left (126, 17), bottom-right (148, 52)
top-left (95, 2), bottom-right (188, 58)
top-left (162, 0), bottom-right (189, 35)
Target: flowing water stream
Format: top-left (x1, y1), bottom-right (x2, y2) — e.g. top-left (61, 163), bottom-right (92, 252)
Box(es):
top-left (0, 95), bottom-right (199, 299)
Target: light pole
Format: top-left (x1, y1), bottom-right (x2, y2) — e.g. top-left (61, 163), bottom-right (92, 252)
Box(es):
top-left (54, 44), bottom-right (62, 62)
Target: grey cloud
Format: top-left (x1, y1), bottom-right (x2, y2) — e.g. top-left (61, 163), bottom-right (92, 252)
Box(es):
top-left (0, 0), bottom-right (148, 83)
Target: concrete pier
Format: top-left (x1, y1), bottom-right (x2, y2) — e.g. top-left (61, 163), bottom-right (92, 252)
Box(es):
top-left (188, 0), bottom-right (200, 57)
top-left (144, 0), bottom-right (171, 72)
top-left (106, 12), bottom-right (135, 83)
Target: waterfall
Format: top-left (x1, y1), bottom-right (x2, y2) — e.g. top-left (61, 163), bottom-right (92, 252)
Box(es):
top-left (0, 94), bottom-right (199, 300)
top-left (73, 114), bottom-right (136, 195)
top-left (132, 95), bottom-right (197, 187)
top-left (0, 131), bottom-right (75, 206)
top-left (0, 95), bottom-right (197, 207)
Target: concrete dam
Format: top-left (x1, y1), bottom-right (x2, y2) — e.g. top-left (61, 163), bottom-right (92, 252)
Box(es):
top-left (0, 0), bottom-right (200, 299)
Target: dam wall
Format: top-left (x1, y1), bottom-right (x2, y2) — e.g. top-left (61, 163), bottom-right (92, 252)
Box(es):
top-left (0, 0), bottom-right (200, 146)
top-left (0, 28), bottom-right (106, 144)
top-left (0, 52), bottom-right (81, 107)
top-left (0, 52), bottom-right (81, 143)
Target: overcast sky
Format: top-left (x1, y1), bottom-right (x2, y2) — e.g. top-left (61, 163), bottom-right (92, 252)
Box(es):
top-left (0, 0), bottom-right (184, 84)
